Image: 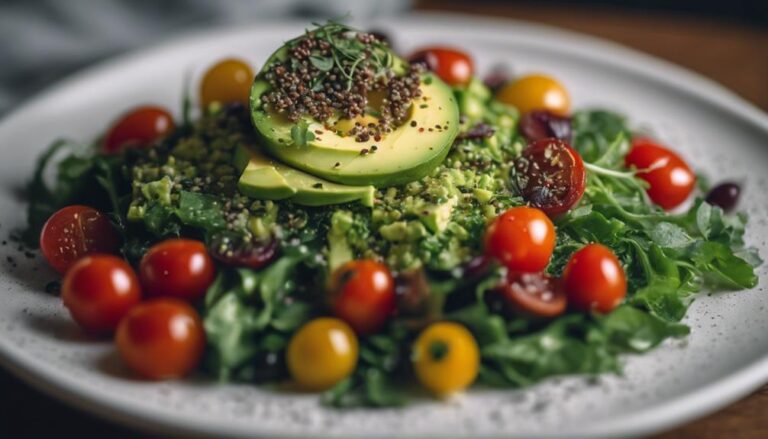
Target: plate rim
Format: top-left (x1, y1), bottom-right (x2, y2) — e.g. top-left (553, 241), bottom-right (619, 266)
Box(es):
top-left (1, 12), bottom-right (767, 438)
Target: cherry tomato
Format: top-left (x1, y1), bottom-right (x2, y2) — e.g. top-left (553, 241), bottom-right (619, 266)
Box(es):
top-left (62, 255), bottom-right (141, 334)
top-left (200, 58), bottom-right (254, 108)
top-left (514, 138), bottom-right (586, 216)
top-left (328, 259), bottom-right (396, 334)
top-left (208, 233), bottom-right (277, 269)
top-left (408, 47), bottom-right (474, 86)
top-left (287, 318), bottom-right (358, 391)
top-left (412, 322), bottom-right (479, 396)
top-left (625, 138), bottom-right (695, 210)
top-left (497, 271), bottom-right (566, 318)
top-left (139, 239), bottom-right (216, 301)
top-left (116, 298), bottom-right (205, 380)
top-left (103, 106), bottom-right (174, 154)
top-left (40, 205), bottom-right (120, 274)
top-left (562, 243), bottom-right (627, 313)
top-left (484, 206), bottom-right (556, 273)
top-left (496, 74), bottom-right (570, 116)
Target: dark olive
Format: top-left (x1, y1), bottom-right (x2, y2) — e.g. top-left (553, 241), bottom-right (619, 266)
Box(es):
top-left (705, 182), bottom-right (741, 212)
top-left (518, 110), bottom-right (572, 143)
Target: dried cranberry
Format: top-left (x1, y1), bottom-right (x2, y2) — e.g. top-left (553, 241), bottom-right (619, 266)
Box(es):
top-left (518, 110), bottom-right (572, 143)
top-left (706, 182), bottom-right (741, 212)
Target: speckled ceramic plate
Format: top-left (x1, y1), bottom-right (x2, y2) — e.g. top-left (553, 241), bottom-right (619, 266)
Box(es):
top-left (1, 13), bottom-right (767, 438)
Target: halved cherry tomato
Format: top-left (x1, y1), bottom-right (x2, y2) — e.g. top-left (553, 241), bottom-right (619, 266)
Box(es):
top-left (496, 74), bottom-right (570, 116)
top-left (200, 58), bottom-right (254, 108)
top-left (562, 243), bottom-right (626, 313)
top-left (484, 206), bottom-right (556, 273)
top-left (116, 298), bottom-right (205, 380)
top-left (103, 106), bottom-right (174, 154)
top-left (139, 239), bottom-right (216, 301)
top-left (208, 233), bottom-right (277, 269)
top-left (40, 205), bottom-right (120, 274)
top-left (408, 47), bottom-right (473, 86)
top-left (329, 259), bottom-right (395, 334)
top-left (287, 317), bottom-right (358, 391)
top-left (514, 138), bottom-right (586, 216)
top-left (62, 255), bottom-right (141, 334)
top-left (412, 321), bottom-right (479, 396)
top-left (625, 138), bottom-right (695, 210)
top-left (497, 271), bottom-right (566, 318)
top-left (518, 110), bottom-right (572, 143)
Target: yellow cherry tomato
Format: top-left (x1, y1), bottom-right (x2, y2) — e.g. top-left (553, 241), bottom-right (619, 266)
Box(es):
top-left (287, 317), bottom-right (358, 391)
top-left (200, 58), bottom-right (254, 108)
top-left (412, 322), bottom-right (479, 396)
top-left (496, 74), bottom-right (570, 116)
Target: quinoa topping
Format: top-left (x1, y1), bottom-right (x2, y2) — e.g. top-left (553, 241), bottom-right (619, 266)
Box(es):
top-left (259, 22), bottom-right (422, 142)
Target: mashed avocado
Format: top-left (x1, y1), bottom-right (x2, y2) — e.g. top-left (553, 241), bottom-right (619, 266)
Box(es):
top-left (127, 71), bottom-right (521, 272)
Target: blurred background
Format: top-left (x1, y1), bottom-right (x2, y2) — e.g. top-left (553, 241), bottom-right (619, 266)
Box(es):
top-left (1, 0), bottom-right (767, 437)
top-left (0, 0), bottom-right (766, 116)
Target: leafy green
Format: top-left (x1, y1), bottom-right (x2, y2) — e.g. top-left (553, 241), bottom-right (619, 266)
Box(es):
top-left (22, 139), bottom-right (130, 246)
top-left (203, 256), bottom-right (310, 380)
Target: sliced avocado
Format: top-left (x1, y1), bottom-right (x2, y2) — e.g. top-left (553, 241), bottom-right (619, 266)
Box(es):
top-left (234, 145), bottom-right (296, 200)
top-left (418, 196), bottom-right (458, 233)
top-left (250, 46), bottom-right (460, 187)
top-left (234, 145), bottom-right (375, 207)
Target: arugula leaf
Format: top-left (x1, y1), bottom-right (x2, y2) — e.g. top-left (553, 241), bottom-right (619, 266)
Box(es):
top-left (203, 257), bottom-right (305, 380)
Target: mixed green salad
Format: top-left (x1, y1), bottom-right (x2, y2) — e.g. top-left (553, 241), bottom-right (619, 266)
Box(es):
top-left (25, 22), bottom-right (759, 406)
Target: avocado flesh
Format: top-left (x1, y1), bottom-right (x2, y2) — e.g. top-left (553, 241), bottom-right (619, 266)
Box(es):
top-left (234, 145), bottom-right (374, 207)
top-left (250, 48), bottom-right (460, 187)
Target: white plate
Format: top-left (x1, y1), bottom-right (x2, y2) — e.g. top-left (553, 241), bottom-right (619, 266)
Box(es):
top-left (1, 13), bottom-right (767, 438)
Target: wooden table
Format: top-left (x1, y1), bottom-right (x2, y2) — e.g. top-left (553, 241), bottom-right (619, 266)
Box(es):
top-left (3, 3), bottom-right (768, 438)
top-left (416, 2), bottom-right (768, 437)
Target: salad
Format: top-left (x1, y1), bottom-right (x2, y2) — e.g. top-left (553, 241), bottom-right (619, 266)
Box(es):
top-left (23, 21), bottom-right (759, 406)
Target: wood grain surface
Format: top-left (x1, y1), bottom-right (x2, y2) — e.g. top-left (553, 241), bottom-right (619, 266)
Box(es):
top-left (416, 2), bottom-right (768, 437)
top-left (2, 3), bottom-right (767, 438)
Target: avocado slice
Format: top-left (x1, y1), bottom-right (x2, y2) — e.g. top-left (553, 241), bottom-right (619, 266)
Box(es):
top-left (234, 145), bottom-right (375, 207)
top-left (250, 48), bottom-right (460, 187)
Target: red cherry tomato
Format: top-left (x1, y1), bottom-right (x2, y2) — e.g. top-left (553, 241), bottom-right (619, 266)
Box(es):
top-left (116, 298), bottom-right (205, 379)
top-left (329, 259), bottom-right (396, 334)
top-left (40, 205), bottom-right (120, 274)
top-left (62, 255), bottom-right (141, 334)
top-left (514, 139), bottom-right (586, 216)
top-left (484, 206), bottom-right (556, 272)
top-left (497, 271), bottom-right (566, 318)
top-left (139, 239), bottom-right (216, 301)
top-left (562, 243), bottom-right (627, 313)
top-left (625, 138), bottom-right (695, 210)
top-left (103, 106), bottom-right (174, 154)
top-left (407, 47), bottom-right (474, 86)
